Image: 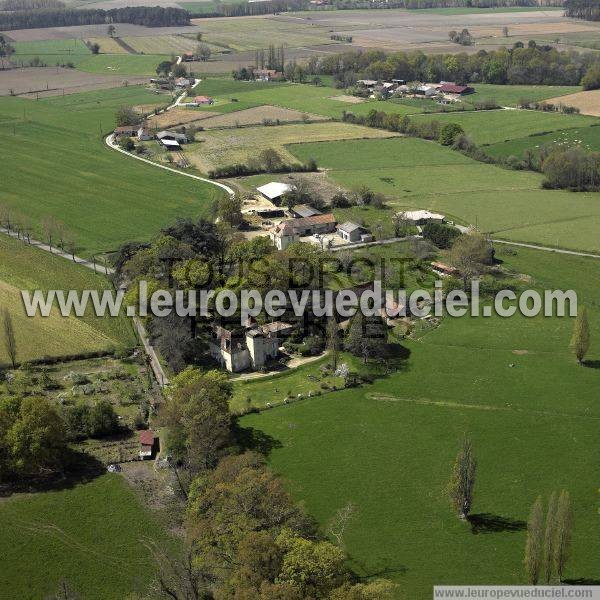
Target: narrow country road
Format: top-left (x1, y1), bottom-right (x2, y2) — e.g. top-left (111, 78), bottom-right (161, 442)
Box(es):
top-left (105, 77), bottom-right (235, 198)
top-left (0, 227), bottom-right (170, 387)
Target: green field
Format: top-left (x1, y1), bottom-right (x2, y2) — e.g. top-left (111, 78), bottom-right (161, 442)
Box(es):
top-left (412, 109), bottom-right (597, 145)
top-left (12, 40), bottom-right (166, 75)
top-left (288, 136), bottom-right (600, 253)
top-left (0, 235), bottom-right (135, 364)
top-left (190, 79), bottom-right (422, 119)
top-left (240, 246), bottom-right (600, 598)
top-left (0, 87), bottom-right (226, 256)
top-left (462, 84), bottom-right (582, 108)
top-left (485, 124), bottom-right (600, 159)
top-left (187, 121), bottom-right (398, 171)
top-left (0, 473), bottom-right (174, 600)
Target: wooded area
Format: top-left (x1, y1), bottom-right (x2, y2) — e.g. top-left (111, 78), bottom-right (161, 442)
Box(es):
top-left (0, 6), bottom-right (190, 30)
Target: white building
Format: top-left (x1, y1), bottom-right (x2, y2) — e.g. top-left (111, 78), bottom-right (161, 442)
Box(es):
top-left (256, 182), bottom-right (295, 204)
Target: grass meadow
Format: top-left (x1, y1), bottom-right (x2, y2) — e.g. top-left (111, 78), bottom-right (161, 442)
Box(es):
top-left (0, 235), bottom-right (135, 364)
top-left (187, 121), bottom-right (398, 171)
top-left (288, 136), bottom-right (600, 252)
top-left (12, 40), bottom-right (166, 75)
top-left (239, 246), bottom-right (600, 598)
top-left (411, 109), bottom-right (597, 145)
top-left (0, 87), bottom-right (226, 256)
top-left (484, 124), bottom-right (600, 159)
top-left (0, 473), bottom-right (174, 600)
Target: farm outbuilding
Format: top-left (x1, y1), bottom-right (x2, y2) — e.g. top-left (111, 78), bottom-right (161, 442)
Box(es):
top-left (139, 430), bottom-right (156, 460)
top-left (337, 221), bottom-right (368, 243)
top-left (157, 130), bottom-right (188, 143)
top-left (114, 126), bottom-right (138, 137)
top-left (257, 182), bottom-right (295, 204)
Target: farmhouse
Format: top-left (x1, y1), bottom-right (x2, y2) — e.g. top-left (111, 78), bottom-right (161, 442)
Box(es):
top-left (209, 321), bottom-right (292, 372)
top-left (182, 51), bottom-right (194, 61)
top-left (175, 77), bottom-right (191, 88)
top-left (402, 210), bottom-right (445, 225)
top-left (269, 221), bottom-right (298, 251)
top-left (270, 214), bottom-right (336, 250)
top-left (337, 221), bottom-right (371, 243)
top-left (194, 95), bottom-right (214, 105)
top-left (257, 182), bottom-right (295, 205)
top-left (139, 430), bottom-right (156, 460)
top-left (288, 204), bottom-right (322, 219)
top-left (113, 125), bottom-right (138, 137)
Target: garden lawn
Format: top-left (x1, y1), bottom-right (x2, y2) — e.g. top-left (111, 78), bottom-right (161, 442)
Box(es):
top-left (0, 88), bottom-right (226, 256)
top-left (0, 234), bottom-right (135, 364)
top-left (0, 474), bottom-right (175, 600)
top-left (288, 137), bottom-right (600, 253)
top-left (240, 247), bottom-right (600, 599)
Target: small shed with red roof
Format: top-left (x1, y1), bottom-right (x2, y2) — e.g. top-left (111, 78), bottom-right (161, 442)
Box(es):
top-left (139, 429), bottom-right (156, 460)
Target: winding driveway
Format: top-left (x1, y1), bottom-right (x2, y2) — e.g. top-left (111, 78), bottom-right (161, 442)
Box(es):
top-left (105, 78), bottom-right (235, 198)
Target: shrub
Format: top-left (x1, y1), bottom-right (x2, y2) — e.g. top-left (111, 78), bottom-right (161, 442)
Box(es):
top-left (439, 123), bottom-right (465, 146)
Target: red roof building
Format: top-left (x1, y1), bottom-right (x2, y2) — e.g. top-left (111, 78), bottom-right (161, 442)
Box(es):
top-left (194, 95), bottom-right (214, 105)
top-left (139, 430), bottom-right (155, 460)
top-left (438, 83), bottom-right (474, 95)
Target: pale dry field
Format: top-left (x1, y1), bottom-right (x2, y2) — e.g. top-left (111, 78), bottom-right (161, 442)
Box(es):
top-left (329, 95), bottom-right (367, 104)
top-left (145, 107), bottom-right (220, 128)
top-left (544, 89), bottom-right (600, 116)
top-left (185, 121), bottom-right (399, 171)
top-left (197, 105), bottom-right (329, 129)
top-left (0, 67), bottom-right (146, 96)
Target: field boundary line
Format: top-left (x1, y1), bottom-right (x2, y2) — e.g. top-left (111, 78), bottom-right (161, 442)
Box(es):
top-left (491, 238), bottom-right (600, 259)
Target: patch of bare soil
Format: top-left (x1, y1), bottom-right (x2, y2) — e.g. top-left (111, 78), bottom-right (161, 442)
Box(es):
top-left (543, 89), bottom-right (600, 116)
top-left (0, 67), bottom-right (146, 97)
top-left (512, 350), bottom-right (529, 355)
top-left (329, 95), bottom-right (367, 104)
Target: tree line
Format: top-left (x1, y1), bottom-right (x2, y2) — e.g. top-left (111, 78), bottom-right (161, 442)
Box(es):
top-left (565, 0), bottom-right (600, 21)
top-left (310, 44), bottom-right (600, 87)
top-left (0, 6), bottom-right (189, 30)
